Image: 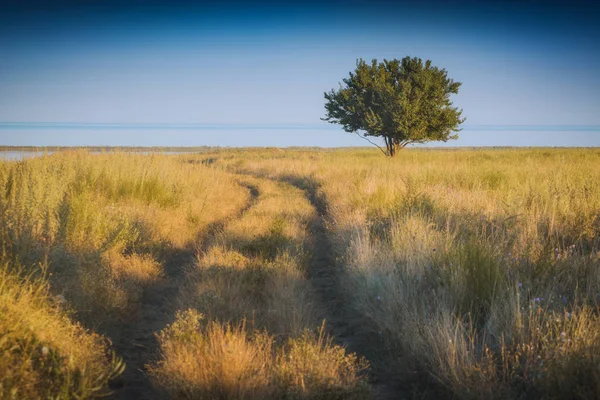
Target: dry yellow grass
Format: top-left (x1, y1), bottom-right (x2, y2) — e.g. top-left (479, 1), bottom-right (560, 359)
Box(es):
top-left (3, 147), bottom-right (598, 398)
top-left (150, 310), bottom-right (368, 400)
top-left (203, 147), bottom-right (600, 398)
top-left (150, 174), bottom-right (370, 399)
top-left (0, 264), bottom-right (123, 399)
top-left (0, 150), bottom-right (249, 397)
top-left (176, 176), bottom-right (318, 335)
top-left (0, 150), bottom-right (248, 324)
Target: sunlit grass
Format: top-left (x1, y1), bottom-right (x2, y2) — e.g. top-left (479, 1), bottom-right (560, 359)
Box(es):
top-left (205, 147), bottom-right (600, 398)
top-left (151, 174), bottom-right (370, 399)
top-left (2, 147), bottom-right (598, 398)
top-left (0, 151), bottom-right (248, 323)
top-left (150, 310), bottom-right (369, 400)
top-left (0, 150), bottom-right (249, 397)
top-left (0, 264), bottom-right (123, 399)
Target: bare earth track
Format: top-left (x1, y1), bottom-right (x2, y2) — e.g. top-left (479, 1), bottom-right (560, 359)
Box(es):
top-left (236, 171), bottom-right (402, 400)
top-left (296, 181), bottom-right (401, 400)
top-left (109, 182), bottom-right (259, 399)
top-left (109, 247), bottom-right (193, 399)
top-left (108, 168), bottom-right (399, 399)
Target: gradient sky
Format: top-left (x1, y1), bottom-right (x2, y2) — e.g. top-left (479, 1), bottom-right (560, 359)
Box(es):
top-left (1, 0), bottom-right (599, 147)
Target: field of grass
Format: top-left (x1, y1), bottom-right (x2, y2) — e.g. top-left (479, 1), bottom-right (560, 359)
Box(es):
top-left (1, 147), bottom-right (599, 399)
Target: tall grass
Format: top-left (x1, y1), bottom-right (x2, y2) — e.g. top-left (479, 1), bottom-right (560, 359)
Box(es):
top-left (150, 175), bottom-right (370, 399)
top-left (3, 148), bottom-right (598, 398)
top-left (0, 150), bottom-right (248, 325)
top-left (0, 150), bottom-right (249, 397)
top-left (205, 147), bottom-right (600, 398)
top-left (0, 263), bottom-right (123, 399)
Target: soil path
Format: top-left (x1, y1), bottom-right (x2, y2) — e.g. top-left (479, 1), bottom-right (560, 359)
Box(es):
top-left (109, 247), bottom-right (193, 400)
top-left (108, 165), bottom-right (401, 399)
top-left (235, 172), bottom-right (401, 400)
top-left (108, 182), bottom-right (259, 399)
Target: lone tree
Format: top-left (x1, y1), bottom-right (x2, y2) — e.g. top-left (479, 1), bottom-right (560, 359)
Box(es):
top-left (323, 57), bottom-right (465, 156)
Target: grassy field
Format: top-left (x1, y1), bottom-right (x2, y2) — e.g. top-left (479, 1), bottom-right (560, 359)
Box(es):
top-left (1, 148), bottom-right (599, 399)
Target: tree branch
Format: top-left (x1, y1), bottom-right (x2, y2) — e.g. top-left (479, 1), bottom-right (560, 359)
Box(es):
top-left (354, 132), bottom-right (387, 156)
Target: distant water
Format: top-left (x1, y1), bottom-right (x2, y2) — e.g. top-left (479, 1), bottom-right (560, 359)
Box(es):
top-left (1, 151), bottom-right (48, 161)
top-left (0, 123), bottom-right (599, 148)
top-left (0, 149), bottom-right (206, 161)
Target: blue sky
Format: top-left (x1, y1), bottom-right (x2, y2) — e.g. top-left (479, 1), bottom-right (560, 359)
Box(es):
top-left (1, 0), bottom-right (599, 147)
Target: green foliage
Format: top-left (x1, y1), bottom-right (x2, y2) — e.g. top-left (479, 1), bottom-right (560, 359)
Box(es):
top-left (323, 57), bottom-right (465, 156)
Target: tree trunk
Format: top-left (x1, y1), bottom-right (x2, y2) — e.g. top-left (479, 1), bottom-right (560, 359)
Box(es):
top-left (384, 136), bottom-right (395, 157)
top-left (384, 136), bottom-right (405, 157)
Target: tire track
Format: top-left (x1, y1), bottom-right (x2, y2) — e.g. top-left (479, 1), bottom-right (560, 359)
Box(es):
top-left (108, 180), bottom-right (259, 400)
top-left (233, 171), bottom-right (402, 400)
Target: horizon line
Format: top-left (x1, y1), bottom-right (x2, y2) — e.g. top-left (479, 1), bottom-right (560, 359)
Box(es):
top-left (1, 122), bottom-right (600, 132)
top-left (2, 145), bottom-right (600, 150)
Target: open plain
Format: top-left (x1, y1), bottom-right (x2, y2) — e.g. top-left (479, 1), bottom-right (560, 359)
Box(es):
top-left (1, 147), bottom-right (599, 399)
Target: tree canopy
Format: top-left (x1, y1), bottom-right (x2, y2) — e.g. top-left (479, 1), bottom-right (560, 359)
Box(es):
top-left (323, 57), bottom-right (465, 156)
